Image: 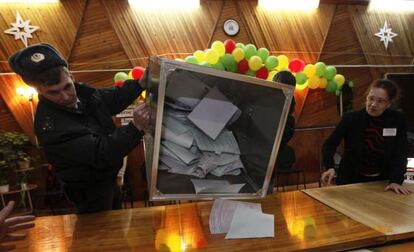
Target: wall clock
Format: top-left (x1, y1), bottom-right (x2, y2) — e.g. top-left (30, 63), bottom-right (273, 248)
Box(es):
top-left (223, 19), bottom-right (240, 37)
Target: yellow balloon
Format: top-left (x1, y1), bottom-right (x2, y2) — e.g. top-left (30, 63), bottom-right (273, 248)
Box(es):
top-left (308, 76), bottom-right (320, 89)
top-left (193, 50), bottom-right (206, 63)
top-left (211, 41), bottom-right (225, 57)
top-left (175, 58), bottom-right (184, 62)
top-left (248, 56), bottom-right (263, 71)
top-left (334, 74), bottom-right (345, 88)
top-left (140, 90), bottom-right (147, 99)
top-left (205, 49), bottom-right (219, 64)
top-left (232, 48), bottom-right (245, 62)
top-left (276, 55), bottom-right (289, 70)
top-left (303, 64), bottom-right (316, 78)
top-left (296, 81), bottom-right (308, 90)
top-left (319, 78), bottom-right (328, 88)
top-left (128, 70), bottom-right (133, 80)
top-left (267, 70), bottom-right (278, 81)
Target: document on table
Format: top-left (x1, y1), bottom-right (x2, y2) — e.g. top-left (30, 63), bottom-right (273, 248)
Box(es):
top-left (190, 179), bottom-right (245, 194)
top-left (408, 158), bottom-right (414, 169)
top-left (225, 204), bottom-right (274, 239)
top-left (188, 87), bottom-right (240, 140)
top-left (209, 199), bottom-right (262, 234)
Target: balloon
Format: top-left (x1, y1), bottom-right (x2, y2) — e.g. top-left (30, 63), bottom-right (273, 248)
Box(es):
top-left (226, 62), bottom-right (238, 73)
top-left (193, 50), bottom-right (206, 63)
top-left (236, 43), bottom-right (245, 50)
top-left (265, 56), bottom-right (278, 70)
top-left (211, 41), bottom-right (225, 56)
top-left (326, 80), bottom-right (337, 93)
top-left (267, 70), bottom-right (278, 81)
top-left (185, 56), bottom-right (198, 65)
top-left (199, 61), bottom-right (210, 67)
top-left (128, 70), bottom-right (133, 80)
top-left (114, 79), bottom-right (125, 87)
top-left (246, 69), bottom-right (256, 76)
top-left (224, 39), bottom-right (236, 54)
top-left (256, 67), bottom-right (269, 79)
top-left (232, 48), bottom-right (245, 62)
top-left (315, 62), bottom-right (326, 77)
top-left (205, 49), bottom-right (219, 64)
top-left (237, 59), bottom-right (249, 74)
top-left (175, 58), bottom-right (184, 62)
top-left (334, 74), bottom-right (345, 87)
top-left (308, 76), bottom-right (320, 89)
top-left (324, 66), bottom-right (337, 80)
top-left (248, 56), bottom-right (263, 71)
top-left (335, 89), bottom-right (342, 96)
top-left (303, 64), bottom-right (316, 78)
top-left (295, 72), bottom-right (307, 85)
top-left (319, 78), bottom-right (328, 88)
top-left (114, 72), bottom-right (128, 82)
top-left (348, 80), bottom-right (354, 88)
top-left (244, 44), bottom-right (257, 60)
top-left (296, 81), bottom-right (308, 90)
top-left (288, 58), bottom-right (305, 73)
top-left (221, 54), bottom-right (236, 69)
top-left (140, 90), bottom-right (147, 99)
top-left (257, 48), bottom-right (269, 62)
top-left (131, 66), bottom-right (145, 80)
top-left (276, 55), bottom-right (289, 70)
top-left (212, 61), bottom-right (225, 70)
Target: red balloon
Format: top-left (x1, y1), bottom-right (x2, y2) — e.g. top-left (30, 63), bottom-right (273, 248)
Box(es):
top-left (256, 67), bottom-right (269, 79)
top-left (224, 39), bottom-right (236, 54)
top-left (114, 80), bottom-right (125, 87)
top-left (288, 58), bottom-right (305, 73)
top-left (237, 59), bottom-right (249, 74)
top-left (131, 66), bottom-right (145, 80)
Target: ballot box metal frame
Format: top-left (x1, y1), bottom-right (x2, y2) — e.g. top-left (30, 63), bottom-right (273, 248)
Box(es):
top-left (144, 56), bottom-right (294, 201)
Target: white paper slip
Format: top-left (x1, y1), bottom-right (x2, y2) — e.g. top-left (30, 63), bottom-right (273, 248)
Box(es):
top-left (188, 87), bottom-right (240, 140)
top-left (163, 114), bottom-right (192, 135)
top-left (190, 179), bottom-right (245, 194)
top-left (209, 199), bottom-right (262, 234)
top-left (162, 126), bottom-right (193, 149)
top-left (192, 129), bottom-right (241, 155)
top-left (408, 158), bottom-right (414, 169)
top-left (162, 141), bottom-right (200, 165)
top-left (225, 204), bottom-right (274, 239)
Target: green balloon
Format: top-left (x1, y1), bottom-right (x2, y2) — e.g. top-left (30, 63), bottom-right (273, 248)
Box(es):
top-left (348, 80), bottom-right (354, 88)
top-left (326, 80), bottom-right (337, 93)
top-left (244, 44), bottom-right (257, 60)
top-left (226, 62), bottom-right (238, 73)
top-left (295, 72), bottom-right (307, 85)
top-left (236, 43), bottom-right (245, 50)
top-left (324, 66), bottom-right (337, 80)
top-left (221, 54), bottom-right (236, 68)
top-left (257, 48), bottom-right (269, 62)
top-left (212, 61), bottom-right (225, 70)
top-left (199, 61), bottom-right (210, 67)
top-left (265, 56), bottom-right (278, 70)
top-left (335, 89), bottom-right (342, 96)
top-left (185, 56), bottom-right (198, 64)
top-left (114, 72), bottom-right (128, 82)
top-left (315, 62), bottom-right (326, 77)
top-left (245, 69), bottom-right (256, 76)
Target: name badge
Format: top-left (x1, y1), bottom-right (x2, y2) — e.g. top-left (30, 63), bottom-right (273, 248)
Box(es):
top-left (383, 128), bottom-right (397, 136)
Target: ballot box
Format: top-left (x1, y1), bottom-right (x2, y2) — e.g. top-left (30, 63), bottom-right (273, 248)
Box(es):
top-left (143, 56), bottom-right (294, 201)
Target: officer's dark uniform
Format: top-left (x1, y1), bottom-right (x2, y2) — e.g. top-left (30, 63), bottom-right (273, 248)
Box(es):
top-left (8, 43), bottom-right (145, 213)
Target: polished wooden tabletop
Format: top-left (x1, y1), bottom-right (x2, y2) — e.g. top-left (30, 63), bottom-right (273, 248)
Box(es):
top-left (10, 190), bottom-right (387, 252)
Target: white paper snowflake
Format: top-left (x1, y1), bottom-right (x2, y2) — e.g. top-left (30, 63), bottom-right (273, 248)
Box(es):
top-left (374, 21), bottom-right (398, 49)
top-left (4, 12), bottom-right (39, 47)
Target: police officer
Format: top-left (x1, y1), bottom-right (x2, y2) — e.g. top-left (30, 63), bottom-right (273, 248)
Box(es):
top-left (9, 43), bottom-right (151, 213)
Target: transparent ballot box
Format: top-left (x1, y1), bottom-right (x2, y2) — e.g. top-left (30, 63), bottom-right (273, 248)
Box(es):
top-left (144, 57), bottom-right (294, 201)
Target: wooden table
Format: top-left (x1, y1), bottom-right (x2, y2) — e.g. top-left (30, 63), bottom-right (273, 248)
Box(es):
top-left (12, 190), bottom-right (387, 252)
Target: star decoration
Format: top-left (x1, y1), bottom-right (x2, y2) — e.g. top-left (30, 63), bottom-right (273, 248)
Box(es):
top-left (4, 12), bottom-right (39, 47)
top-left (374, 21), bottom-right (397, 49)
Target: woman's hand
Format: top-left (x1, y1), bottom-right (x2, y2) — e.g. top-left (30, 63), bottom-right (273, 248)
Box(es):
top-left (384, 183), bottom-right (412, 195)
top-left (321, 168), bottom-right (336, 186)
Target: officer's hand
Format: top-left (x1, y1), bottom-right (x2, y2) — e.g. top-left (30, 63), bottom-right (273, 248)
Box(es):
top-left (321, 168), bottom-right (336, 186)
top-left (384, 183), bottom-right (412, 195)
top-left (132, 103), bottom-right (151, 131)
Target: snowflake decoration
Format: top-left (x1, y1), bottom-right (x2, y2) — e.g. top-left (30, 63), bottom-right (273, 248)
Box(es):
top-left (374, 21), bottom-right (398, 49)
top-left (4, 12), bottom-right (39, 47)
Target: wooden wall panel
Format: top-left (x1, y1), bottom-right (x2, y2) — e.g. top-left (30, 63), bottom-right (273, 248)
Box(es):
top-left (69, 0), bottom-right (132, 88)
top-left (0, 96), bottom-right (22, 132)
top-left (350, 6), bottom-right (414, 65)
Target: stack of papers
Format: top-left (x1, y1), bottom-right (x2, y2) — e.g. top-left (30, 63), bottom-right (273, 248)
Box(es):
top-left (191, 179), bottom-right (245, 194)
top-left (209, 199), bottom-right (274, 239)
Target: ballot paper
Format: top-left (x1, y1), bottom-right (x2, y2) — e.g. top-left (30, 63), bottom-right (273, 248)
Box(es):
top-left (192, 128), bottom-right (241, 155)
top-left (163, 114), bottom-right (192, 135)
top-left (225, 204), bottom-right (274, 239)
top-left (162, 126), bottom-right (193, 149)
top-left (209, 199), bottom-right (262, 234)
top-left (162, 141), bottom-right (200, 165)
top-left (188, 87), bottom-right (240, 140)
top-left (190, 179), bottom-right (245, 194)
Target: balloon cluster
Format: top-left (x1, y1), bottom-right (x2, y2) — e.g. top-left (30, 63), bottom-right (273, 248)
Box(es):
top-left (113, 66), bottom-right (146, 98)
top-left (180, 40), bottom-right (351, 96)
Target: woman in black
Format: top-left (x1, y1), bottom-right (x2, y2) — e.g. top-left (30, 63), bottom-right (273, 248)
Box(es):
top-left (321, 79), bottom-right (411, 194)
